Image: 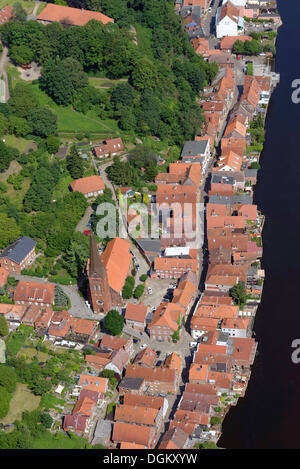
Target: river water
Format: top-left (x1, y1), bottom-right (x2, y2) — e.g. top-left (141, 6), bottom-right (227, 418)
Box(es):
top-left (219, 0), bottom-right (300, 449)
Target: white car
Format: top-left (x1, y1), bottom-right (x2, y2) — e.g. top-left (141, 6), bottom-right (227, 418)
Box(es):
top-left (190, 342), bottom-right (198, 348)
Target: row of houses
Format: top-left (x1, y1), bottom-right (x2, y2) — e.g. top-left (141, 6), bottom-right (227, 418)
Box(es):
top-left (163, 55), bottom-right (267, 445)
top-left (0, 299), bottom-right (99, 345)
top-left (112, 352), bottom-right (183, 448)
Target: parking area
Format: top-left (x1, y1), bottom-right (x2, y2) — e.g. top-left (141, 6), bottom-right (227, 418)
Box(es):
top-left (142, 277), bottom-right (177, 310)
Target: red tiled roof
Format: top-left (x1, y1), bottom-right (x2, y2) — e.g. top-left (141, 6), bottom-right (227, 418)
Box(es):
top-left (37, 3), bottom-right (114, 26)
top-left (101, 237), bottom-right (131, 293)
top-left (70, 175), bottom-right (105, 195)
top-left (124, 303), bottom-right (147, 323)
top-left (113, 422), bottom-right (152, 447)
top-left (14, 281), bottom-right (55, 305)
top-left (0, 6), bottom-right (13, 25)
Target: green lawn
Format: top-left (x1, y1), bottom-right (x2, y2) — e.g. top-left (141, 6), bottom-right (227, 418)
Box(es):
top-left (4, 176), bottom-right (31, 209)
top-left (0, 159), bottom-right (22, 182)
top-left (36, 2), bottom-right (46, 15)
top-left (17, 346), bottom-right (50, 363)
top-left (3, 134), bottom-right (35, 153)
top-left (30, 83), bottom-right (122, 135)
top-left (33, 431), bottom-right (89, 449)
top-left (52, 174), bottom-right (73, 199)
top-left (0, 0), bottom-right (35, 13)
top-left (39, 393), bottom-right (66, 412)
top-left (0, 383), bottom-right (41, 425)
top-left (88, 77), bottom-right (128, 88)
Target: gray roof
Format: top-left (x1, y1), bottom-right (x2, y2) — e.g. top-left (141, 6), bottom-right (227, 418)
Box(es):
top-left (181, 140), bottom-right (209, 158)
top-left (211, 174), bottom-right (235, 186)
top-left (213, 170), bottom-right (245, 183)
top-left (0, 236), bottom-right (36, 265)
top-left (218, 331), bottom-right (230, 343)
top-left (244, 169), bottom-right (258, 178)
top-left (118, 377), bottom-right (144, 391)
top-left (136, 239), bottom-right (161, 254)
top-left (92, 419), bottom-right (112, 445)
top-left (208, 194), bottom-right (253, 205)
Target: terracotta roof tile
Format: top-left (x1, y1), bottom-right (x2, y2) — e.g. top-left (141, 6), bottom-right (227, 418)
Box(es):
top-left (37, 3), bottom-right (114, 26)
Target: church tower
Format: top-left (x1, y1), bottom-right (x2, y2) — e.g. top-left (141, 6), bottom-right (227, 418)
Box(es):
top-left (87, 235), bottom-right (112, 315)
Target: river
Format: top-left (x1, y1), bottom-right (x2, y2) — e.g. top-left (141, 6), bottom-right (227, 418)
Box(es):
top-left (218, 0), bottom-right (300, 449)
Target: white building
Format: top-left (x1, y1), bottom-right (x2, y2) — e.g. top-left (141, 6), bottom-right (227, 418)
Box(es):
top-left (216, 1), bottom-right (244, 38)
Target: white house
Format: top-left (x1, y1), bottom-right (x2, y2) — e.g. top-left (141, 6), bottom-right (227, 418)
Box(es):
top-left (216, 1), bottom-right (244, 38)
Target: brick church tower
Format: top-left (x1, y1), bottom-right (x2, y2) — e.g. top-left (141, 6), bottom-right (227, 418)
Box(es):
top-left (87, 235), bottom-right (112, 315)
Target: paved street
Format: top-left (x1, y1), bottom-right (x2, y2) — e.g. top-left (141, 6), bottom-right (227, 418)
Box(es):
top-left (202, 0), bottom-right (222, 38)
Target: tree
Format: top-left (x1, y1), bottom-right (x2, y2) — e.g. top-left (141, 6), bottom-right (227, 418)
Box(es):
top-left (0, 141), bottom-right (20, 173)
top-left (8, 83), bottom-right (39, 118)
top-left (40, 413), bottom-right (53, 429)
top-left (12, 2), bottom-right (27, 22)
top-left (9, 45), bottom-right (34, 65)
top-left (8, 115), bottom-right (31, 137)
top-left (0, 113), bottom-right (8, 136)
top-left (27, 108), bottom-right (57, 138)
top-left (230, 282), bottom-right (247, 307)
top-left (54, 286), bottom-right (69, 307)
top-left (232, 40), bottom-right (245, 55)
top-left (39, 59), bottom-right (74, 105)
top-left (46, 135), bottom-right (60, 154)
top-left (0, 316), bottom-right (9, 337)
top-left (0, 213), bottom-right (21, 248)
top-left (67, 144), bottom-right (84, 179)
top-left (105, 309), bottom-right (124, 336)
top-left (0, 387), bottom-right (11, 418)
top-left (133, 284), bottom-right (144, 299)
top-left (130, 57), bottom-right (159, 91)
top-left (122, 275), bottom-right (135, 299)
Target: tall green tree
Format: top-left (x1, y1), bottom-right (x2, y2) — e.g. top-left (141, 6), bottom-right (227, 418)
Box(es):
top-left (67, 145), bottom-right (84, 179)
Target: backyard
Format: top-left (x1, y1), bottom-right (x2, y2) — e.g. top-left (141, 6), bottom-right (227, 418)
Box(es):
top-left (0, 383), bottom-right (41, 425)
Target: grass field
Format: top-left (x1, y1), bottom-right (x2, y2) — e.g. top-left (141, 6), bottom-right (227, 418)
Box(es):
top-left (33, 430), bottom-right (88, 449)
top-left (0, 383), bottom-right (41, 425)
top-left (3, 134), bottom-right (35, 153)
top-left (0, 0), bottom-right (35, 13)
top-left (88, 77), bottom-right (128, 88)
top-left (30, 83), bottom-right (122, 135)
top-left (52, 174), bottom-right (73, 199)
top-left (39, 393), bottom-right (66, 412)
top-left (0, 159), bottom-right (21, 182)
top-left (5, 176), bottom-right (31, 208)
top-left (17, 346), bottom-right (50, 363)
top-left (36, 2), bottom-right (46, 15)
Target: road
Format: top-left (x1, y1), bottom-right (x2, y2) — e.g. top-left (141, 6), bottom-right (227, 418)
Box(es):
top-left (0, 47), bottom-right (10, 103)
top-left (202, 0), bottom-right (222, 38)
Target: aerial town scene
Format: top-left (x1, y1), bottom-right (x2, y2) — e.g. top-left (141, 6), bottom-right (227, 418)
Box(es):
top-left (0, 0), bottom-right (297, 455)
